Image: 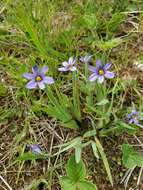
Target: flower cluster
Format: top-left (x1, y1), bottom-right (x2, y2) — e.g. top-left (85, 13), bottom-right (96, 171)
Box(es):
top-left (126, 109), bottom-right (143, 128)
top-left (22, 54), bottom-right (143, 156)
top-left (23, 55), bottom-right (115, 89)
top-left (58, 56), bottom-right (115, 84)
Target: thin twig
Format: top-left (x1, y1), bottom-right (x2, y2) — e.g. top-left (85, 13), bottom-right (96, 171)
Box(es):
top-left (47, 128), bottom-right (55, 170)
top-left (121, 169), bottom-right (131, 184)
top-left (0, 184), bottom-right (8, 190)
top-left (124, 167), bottom-right (135, 189)
top-left (0, 175), bottom-right (13, 190)
top-left (134, 135), bottom-right (143, 149)
top-left (137, 167), bottom-right (143, 186)
top-left (122, 11), bottom-right (143, 14)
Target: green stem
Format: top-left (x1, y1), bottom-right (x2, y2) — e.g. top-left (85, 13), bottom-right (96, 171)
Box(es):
top-left (72, 72), bottom-right (81, 121)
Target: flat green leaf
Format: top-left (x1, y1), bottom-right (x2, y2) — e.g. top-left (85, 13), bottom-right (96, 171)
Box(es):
top-left (56, 137), bottom-right (82, 155)
top-left (83, 14), bottom-right (97, 29)
top-left (60, 177), bottom-right (76, 190)
top-left (83, 130), bottom-right (96, 138)
top-left (78, 180), bottom-right (98, 190)
top-left (122, 144), bottom-right (143, 168)
top-left (95, 38), bottom-right (123, 50)
top-left (16, 153), bottom-right (47, 161)
top-left (80, 82), bottom-right (95, 94)
top-left (117, 121), bottom-right (135, 130)
top-left (55, 137), bottom-right (81, 149)
top-left (47, 87), bottom-right (72, 121)
top-left (95, 138), bottom-right (113, 186)
top-left (63, 120), bottom-right (79, 129)
top-left (75, 146), bottom-right (82, 164)
top-left (67, 155), bottom-right (86, 182)
top-left (60, 155), bottom-right (98, 190)
top-left (46, 87), bottom-right (79, 129)
top-left (60, 178), bottom-right (98, 190)
top-left (96, 99), bottom-right (109, 106)
top-left (46, 106), bottom-right (64, 120)
top-left (91, 141), bottom-right (99, 159)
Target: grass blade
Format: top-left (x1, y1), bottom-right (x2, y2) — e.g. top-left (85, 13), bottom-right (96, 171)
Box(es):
top-left (95, 137), bottom-right (113, 186)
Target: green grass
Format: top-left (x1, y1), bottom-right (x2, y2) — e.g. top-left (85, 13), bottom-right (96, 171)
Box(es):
top-left (1, 0), bottom-right (143, 189)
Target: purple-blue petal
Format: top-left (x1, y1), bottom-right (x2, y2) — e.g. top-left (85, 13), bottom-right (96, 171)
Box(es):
top-left (126, 109), bottom-right (143, 126)
top-left (37, 81), bottom-right (45, 89)
top-left (26, 80), bottom-right (37, 89)
top-left (128, 119), bottom-right (135, 124)
top-left (44, 77), bottom-right (54, 84)
top-left (68, 57), bottom-right (76, 65)
top-left (129, 118), bottom-right (138, 124)
top-left (131, 110), bottom-right (139, 115)
top-left (41, 66), bottom-right (49, 74)
top-left (23, 73), bottom-right (34, 79)
top-left (104, 71), bottom-right (115, 79)
top-left (80, 55), bottom-right (92, 63)
top-left (62, 61), bottom-right (68, 67)
top-left (98, 75), bottom-right (104, 83)
top-left (96, 60), bottom-right (102, 68)
top-left (69, 66), bottom-right (77, 71)
top-left (89, 65), bottom-right (98, 73)
top-left (127, 114), bottom-right (132, 119)
top-left (89, 73), bottom-right (98, 81)
top-left (32, 65), bottom-right (39, 74)
top-left (28, 144), bottom-right (42, 154)
top-left (58, 67), bottom-right (68, 72)
top-left (103, 63), bottom-right (111, 70)
top-left (39, 73), bottom-right (44, 79)
top-left (80, 56), bottom-right (85, 63)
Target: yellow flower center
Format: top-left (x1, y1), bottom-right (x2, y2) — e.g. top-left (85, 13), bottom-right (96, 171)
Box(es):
top-left (35, 76), bottom-right (42, 82)
top-left (98, 69), bottom-right (104, 75)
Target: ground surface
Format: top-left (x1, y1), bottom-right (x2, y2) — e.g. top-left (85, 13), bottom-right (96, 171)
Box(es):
top-left (1, 0), bottom-right (143, 190)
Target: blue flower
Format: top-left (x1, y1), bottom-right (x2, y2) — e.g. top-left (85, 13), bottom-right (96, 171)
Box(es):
top-left (23, 65), bottom-right (54, 89)
top-left (126, 109), bottom-right (143, 128)
top-left (58, 57), bottom-right (76, 72)
top-left (27, 144), bottom-right (42, 154)
top-left (88, 60), bottom-right (115, 83)
top-left (80, 55), bottom-right (93, 63)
